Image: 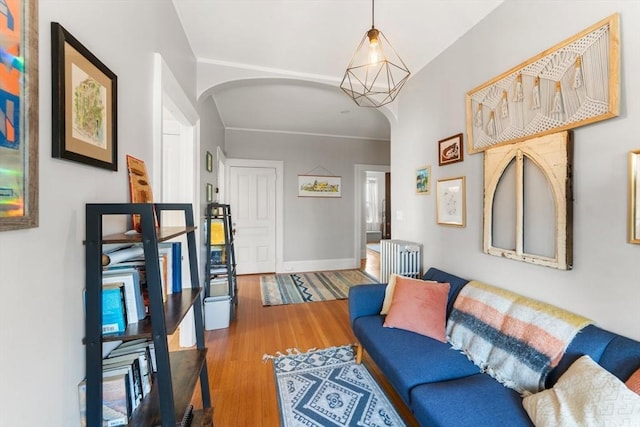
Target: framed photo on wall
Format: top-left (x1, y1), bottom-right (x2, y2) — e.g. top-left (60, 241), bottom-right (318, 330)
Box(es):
top-left (51, 22), bottom-right (118, 170)
top-left (206, 151), bottom-right (213, 172)
top-left (438, 133), bottom-right (464, 166)
top-left (206, 183), bottom-right (213, 202)
top-left (436, 176), bottom-right (466, 227)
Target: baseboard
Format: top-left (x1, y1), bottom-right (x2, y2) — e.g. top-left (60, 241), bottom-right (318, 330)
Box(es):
top-left (278, 258), bottom-right (358, 274)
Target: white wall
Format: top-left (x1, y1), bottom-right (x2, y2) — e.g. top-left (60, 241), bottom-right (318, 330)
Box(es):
top-left (0, 1), bottom-right (197, 425)
top-left (392, 0), bottom-right (640, 341)
top-left (197, 96), bottom-right (225, 275)
top-left (225, 129), bottom-right (389, 271)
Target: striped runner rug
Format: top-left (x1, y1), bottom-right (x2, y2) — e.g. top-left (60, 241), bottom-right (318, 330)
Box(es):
top-left (260, 269), bottom-right (378, 306)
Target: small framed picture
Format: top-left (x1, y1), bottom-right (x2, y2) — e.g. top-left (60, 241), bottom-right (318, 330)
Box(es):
top-left (206, 151), bottom-right (213, 173)
top-left (438, 133), bottom-right (464, 166)
top-left (206, 183), bottom-right (213, 202)
top-left (416, 166), bottom-right (431, 195)
top-left (436, 176), bottom-right (466, 227)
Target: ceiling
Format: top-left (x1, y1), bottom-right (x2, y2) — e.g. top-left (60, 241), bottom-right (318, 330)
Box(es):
top-left (172, 0), bottom-right (504, 141)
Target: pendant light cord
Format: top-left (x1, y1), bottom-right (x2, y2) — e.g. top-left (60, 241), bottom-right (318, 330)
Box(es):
top-left (371, 0), bottom-right (375, 29)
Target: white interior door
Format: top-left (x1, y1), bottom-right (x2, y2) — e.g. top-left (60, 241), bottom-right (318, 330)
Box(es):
top-left (229, 166), bottom-right (276, 274)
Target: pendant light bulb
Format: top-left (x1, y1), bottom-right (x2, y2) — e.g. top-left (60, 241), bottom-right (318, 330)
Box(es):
top-left (368, 28), bottom-right (380, 64)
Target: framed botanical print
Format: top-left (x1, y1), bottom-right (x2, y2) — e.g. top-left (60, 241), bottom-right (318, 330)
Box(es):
top-left (436, 176), bottom-right (466, 227)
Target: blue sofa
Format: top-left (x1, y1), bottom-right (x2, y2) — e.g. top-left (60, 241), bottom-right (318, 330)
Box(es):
top-left (348, 267), bottom-right (640, 426)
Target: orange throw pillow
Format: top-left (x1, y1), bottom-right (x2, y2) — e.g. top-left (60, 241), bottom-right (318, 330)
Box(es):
top-left (627, 368), bottom-right (640, 395)
top-left (383, 276), bottom-right (450, 342)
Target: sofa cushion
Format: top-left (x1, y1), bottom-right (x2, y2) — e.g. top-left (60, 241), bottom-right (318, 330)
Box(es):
top-left (598, 334), bottom-right (640, 381)
top-left (545, 324), bottom-right (616, 387)
top-left (411, 373), bottom-right (534, 427)
top-left (352, 315), bottom-right (480, 404)
top-left (348, 283), bottom-right (387, 327)
top-left (383, 276), bottom-right (450, 342)
top-left (522, 355), bottom-right (640, 426)
top-left (422, 267), bottom-right (469, 317)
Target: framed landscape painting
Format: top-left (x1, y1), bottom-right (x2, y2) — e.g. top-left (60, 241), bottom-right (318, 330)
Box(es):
top-left (298, 175), bottom-right (341, 198)
top-left (0, 0), bottom-right (39, 231)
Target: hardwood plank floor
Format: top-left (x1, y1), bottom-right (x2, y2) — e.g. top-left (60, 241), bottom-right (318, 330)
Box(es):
top-left (195, 251), bottom-right (419, 426)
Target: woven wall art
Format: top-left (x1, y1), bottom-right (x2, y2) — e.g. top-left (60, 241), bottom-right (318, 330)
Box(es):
top-left (466, 14), bottom-right (619, 154)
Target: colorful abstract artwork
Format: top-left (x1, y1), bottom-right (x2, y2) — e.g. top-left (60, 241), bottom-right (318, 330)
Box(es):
top-left (0, 0), bottom-right (24, 217)
top-left (0, 0), bottom-right (37, 231)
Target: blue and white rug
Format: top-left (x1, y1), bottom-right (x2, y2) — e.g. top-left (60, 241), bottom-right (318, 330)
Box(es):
top-left (263, 345), bottom-right (406, 427)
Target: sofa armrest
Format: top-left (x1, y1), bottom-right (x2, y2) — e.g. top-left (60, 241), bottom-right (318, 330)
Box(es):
top-left (348, 283), bottom-right (387, 327)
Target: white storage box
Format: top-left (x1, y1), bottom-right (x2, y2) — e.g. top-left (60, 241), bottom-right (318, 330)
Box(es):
top-left (204, 296), bottom-right (231, 330)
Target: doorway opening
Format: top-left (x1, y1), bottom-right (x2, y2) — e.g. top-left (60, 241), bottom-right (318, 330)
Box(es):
top-left (354, 164), bottom-right (390, 274)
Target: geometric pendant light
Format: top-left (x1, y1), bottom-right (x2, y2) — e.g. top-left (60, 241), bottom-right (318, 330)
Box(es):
top-left (340, 0), bottom-right (410, 108)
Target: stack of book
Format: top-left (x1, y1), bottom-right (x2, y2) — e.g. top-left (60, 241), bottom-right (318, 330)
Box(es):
top-left (79, 339), bottom-right (156, 426)
top-left (96, 241), bottom-right (183, 332)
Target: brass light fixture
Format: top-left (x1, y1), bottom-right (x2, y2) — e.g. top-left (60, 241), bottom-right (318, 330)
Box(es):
top-left (340, 0), bottom-right (410, 108)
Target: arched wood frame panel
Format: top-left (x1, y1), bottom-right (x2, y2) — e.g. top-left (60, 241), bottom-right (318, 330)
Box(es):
top-left (483, 131), bottom-right (573, 269)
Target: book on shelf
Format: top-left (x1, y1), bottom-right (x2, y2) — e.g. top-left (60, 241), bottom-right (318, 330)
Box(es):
top-left (159, 241), bottom-right (183, 294)
top-left (209, 219), bottom-right (225, 245)
top-left (210, 246), bottom-right (225, 265)
top-left (78, 376), bottom-right (129, 427)
top-left (103, 353), bottom-right (144, 409)
top-left (102, 245), bottom-right (144, 267)
top-left (106, 340), bottom-right (155, 395)
top-left (101, 284), bottom-right (127, 335)
top-left (107, 338), bottom-right (157, 372)
top-left (103, 269), bottom-right (145, 322)
top-left (102, 373), bottom-right (131, 425)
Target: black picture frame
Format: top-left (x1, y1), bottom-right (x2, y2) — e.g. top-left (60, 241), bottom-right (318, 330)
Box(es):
top-left (51, 22), bottom-right (117, 170)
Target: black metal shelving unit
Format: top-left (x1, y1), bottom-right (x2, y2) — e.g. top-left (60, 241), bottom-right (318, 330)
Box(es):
top-left (84, 203), bottom-right (212, 427)
top-left (204, 203), bottom-right (237, 320)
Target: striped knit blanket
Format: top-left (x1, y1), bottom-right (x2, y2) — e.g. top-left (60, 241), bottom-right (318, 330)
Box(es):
top-left (446, 281), bottom-right (592, 395)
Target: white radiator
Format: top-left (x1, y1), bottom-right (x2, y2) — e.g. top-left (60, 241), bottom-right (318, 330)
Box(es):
top-left (379, 239), bottom-right (423, 283)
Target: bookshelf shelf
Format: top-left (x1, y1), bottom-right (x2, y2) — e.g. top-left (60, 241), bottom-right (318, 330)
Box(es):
top-left (99, 288), bottom-right (202, 342)
top-left (84, 203), bottom-right (212, 427)
top-left (101, 226), bottom-right (198, 244)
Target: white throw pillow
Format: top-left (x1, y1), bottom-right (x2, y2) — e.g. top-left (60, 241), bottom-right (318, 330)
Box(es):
top-left (522, 355), bottom-right (640, 427)
top-left (380, 274), bottom-right (399, 315)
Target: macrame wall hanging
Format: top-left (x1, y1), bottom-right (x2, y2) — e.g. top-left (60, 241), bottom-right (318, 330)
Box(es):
top-left (466, 13), bottom-right (619, 154)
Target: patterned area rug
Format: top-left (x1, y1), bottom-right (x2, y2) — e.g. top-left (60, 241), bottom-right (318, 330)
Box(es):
top-left (264, 345), bottom-right (406, 427)
top-left (260, 269), bottom-right (378, 306)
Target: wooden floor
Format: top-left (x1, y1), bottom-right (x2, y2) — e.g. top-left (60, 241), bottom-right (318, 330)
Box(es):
top-left (193, 247), bottom-right (420, 426)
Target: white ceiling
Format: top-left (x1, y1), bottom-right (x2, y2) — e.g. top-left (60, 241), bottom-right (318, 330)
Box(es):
top-left (172, 0), bottom-right (504, 141)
